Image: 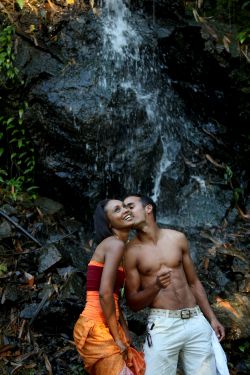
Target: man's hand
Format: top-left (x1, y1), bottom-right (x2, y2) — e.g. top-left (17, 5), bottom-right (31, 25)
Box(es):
top-left (211, 318), bottom-right (225, 341)
top-left (156, 270), bottom-right (172, 289)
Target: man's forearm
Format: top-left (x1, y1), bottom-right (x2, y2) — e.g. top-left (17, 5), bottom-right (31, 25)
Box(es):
top-left (126, 283), bottom-right (160, 311)
top-left (190, 281), bottom-right (217, 321)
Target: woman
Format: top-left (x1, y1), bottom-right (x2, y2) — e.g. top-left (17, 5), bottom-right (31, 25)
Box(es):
top-left (73, 199), bottom-right (145, 375)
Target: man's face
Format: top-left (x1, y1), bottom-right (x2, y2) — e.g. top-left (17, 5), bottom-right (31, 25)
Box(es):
top-left (123, 196), bottom-right (146, 228)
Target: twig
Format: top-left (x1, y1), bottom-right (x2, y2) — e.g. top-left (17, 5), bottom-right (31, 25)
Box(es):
top-left (0, 210), bottom-right (43, 247)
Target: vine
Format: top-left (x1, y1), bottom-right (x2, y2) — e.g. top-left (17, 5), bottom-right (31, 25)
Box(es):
top-left (0, 25), bottom-right (36, 201)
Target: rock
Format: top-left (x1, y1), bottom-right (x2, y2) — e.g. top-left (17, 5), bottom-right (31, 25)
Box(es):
top-left (34, 197), bottom-right (64, 215)
top-left (59, 272), bottom-right (85, 300)
top-left (0, 204), bottom-right (17, 215)
top-left (38, 245), bottom-right (62, 273)
top-left (0, 221), bottom-right (12, 239)
top-left (1, 285), bottom-right (30, 303)
top-left (20, 303), bottom-right (39, 319)
top-left (212, 293), bottom-right (250, 340)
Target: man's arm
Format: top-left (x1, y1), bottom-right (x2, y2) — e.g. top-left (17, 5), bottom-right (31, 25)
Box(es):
top-left (124, 246), bottom-right (171, 311)
top-left (181, 234), bottom-right (225, 341)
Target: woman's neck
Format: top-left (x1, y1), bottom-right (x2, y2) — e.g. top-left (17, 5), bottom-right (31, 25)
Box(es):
top-left (112, 228), bottom-right (129, 243)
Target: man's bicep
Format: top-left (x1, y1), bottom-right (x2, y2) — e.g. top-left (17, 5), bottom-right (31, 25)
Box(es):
top-left (125, 267), bottom-right (141, 294)
top-left (124, 252), bottom-right (141, 294)
top-left (183, 248), bottom-right (199, 285)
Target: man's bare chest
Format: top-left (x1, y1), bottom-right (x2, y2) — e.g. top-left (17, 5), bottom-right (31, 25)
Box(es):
top-left (137, 245), bottom-right (182, 276)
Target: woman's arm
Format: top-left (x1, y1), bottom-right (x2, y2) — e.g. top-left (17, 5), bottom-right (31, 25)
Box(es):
top-left (99, 238), bottom-right (127, 352)
top-left (118, 305), bottom-right (132, 345)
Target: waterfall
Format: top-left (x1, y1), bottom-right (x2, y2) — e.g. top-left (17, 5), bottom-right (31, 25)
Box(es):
top-left (93, 0), bottom-right (227, 227)
top-left (151, 136), bottom-right (180, 202)
top-left (24, 0), bottom-right (231, 228)
top-left (100, 0), bottom-right (179, 200)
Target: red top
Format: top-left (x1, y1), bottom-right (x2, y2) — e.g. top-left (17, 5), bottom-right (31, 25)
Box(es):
top-left (86, 261), bottom-right (125, 295)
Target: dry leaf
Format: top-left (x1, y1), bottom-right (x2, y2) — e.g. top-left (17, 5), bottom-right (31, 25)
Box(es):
top-left (204, 258), bottom-right (209, 270)
top-left (223, 35), bottom-right (231, 52)
top-left (43, 353), bottom-right (53, 375)
top-left (205, 154), bottom-right (225, 169)
top-left (24, 272), bottom-right (35, 286)
top-left (193, 9), bottom-right (205, 23)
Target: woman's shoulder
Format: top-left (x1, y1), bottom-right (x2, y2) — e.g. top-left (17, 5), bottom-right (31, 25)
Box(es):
top-left (102, 235), bottom-right (125, 249)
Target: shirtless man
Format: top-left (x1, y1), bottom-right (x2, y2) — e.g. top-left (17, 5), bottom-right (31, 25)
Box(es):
top-left (124, 194), bottom-right (225, 375)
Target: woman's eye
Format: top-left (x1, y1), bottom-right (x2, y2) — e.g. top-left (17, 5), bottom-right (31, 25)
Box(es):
top-left (114, 207), bottom-right (121, 213)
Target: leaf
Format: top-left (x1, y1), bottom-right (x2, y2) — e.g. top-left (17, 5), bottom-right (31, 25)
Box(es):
top-left (19, 108), bottom-right (24, 117)
top-left (0, 263), bottom-right (8, 277)
top-left (66, 0), bottom-right (75, 4)
top-left (239, 345), bottom-right (246, 352)
top-left (16, 0), bottom-right (25, 9)
top-left (29, 24), bottom-right (36, 33)
top-left (0, 148), bottom-right (4, 157)
top-left (6, 117), bottom-right (14, 125)
top-left (242, 1), bottom-right (250, 10)
top-left (192, 9), bottom-right (205, 24)
top-left (43, 353), bottom-right (53, 375)
top-left (238, 32), bottom-right (247, 44)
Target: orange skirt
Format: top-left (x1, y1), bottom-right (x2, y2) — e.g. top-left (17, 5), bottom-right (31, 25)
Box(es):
top-left (73, 315), bottom-right (145, 375)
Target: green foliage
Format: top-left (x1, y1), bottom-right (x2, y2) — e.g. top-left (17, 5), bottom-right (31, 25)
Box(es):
top-left (16, 0), bottom-right (25, 10)
top-left (237, 28), bottom-right (250, 44)
top-left (0, 26), bottom-right (37, 201)
top-left (239, 340), bottom-right (250, 353)
top-left (224, 165), bottom-right (233, 184)
top-left (0, 25), bottom-right (20, 87)
top-left (0, 263), bottom-right (8, 277)
top-left (186, 1), bottom-right (250, 58)
top-left (232, 187), bottom-right (243, 205)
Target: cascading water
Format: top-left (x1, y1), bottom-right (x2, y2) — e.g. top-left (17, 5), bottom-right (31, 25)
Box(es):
top-left (99, 1), bottom-right (178, 199)
top-left (26, 0), bottom-right (230, 228)
top-left (97, 0), bottom-right (221, 227)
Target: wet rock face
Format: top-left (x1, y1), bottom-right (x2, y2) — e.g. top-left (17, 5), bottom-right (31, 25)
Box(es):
top-left (15, 1), bottom-right (248, 232)
top-left (131, 0), bottom-right (185, 20)
top-left (17, 10), bottom-right (162, 222)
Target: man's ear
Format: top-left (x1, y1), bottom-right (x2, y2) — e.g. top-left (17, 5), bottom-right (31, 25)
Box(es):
top-left (145, 204), bottom-right (153, 215)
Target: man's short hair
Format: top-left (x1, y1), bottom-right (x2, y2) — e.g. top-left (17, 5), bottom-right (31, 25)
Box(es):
top-left (125, 194), bottom-right (157, 220)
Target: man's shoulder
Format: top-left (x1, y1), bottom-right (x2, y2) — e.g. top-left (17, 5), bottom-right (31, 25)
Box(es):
top-left (161, 228), bottom-right (186, 240)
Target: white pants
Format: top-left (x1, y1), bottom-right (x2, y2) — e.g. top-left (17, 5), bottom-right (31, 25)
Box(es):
top-left (144, 307), bottom-right (216, 375)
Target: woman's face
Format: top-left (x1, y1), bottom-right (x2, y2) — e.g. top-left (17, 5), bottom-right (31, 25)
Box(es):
top-left (105, 199), bottom-right (133, 230)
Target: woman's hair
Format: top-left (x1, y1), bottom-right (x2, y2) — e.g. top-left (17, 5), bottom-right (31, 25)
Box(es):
top-left (94, 199), bottom-right (113, 245)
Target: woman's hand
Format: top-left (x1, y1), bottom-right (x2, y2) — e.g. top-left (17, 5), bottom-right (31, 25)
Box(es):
top-left (123, 328), bottom-right (133, 346)
top-left (115, 338), bottom-right (128, 359)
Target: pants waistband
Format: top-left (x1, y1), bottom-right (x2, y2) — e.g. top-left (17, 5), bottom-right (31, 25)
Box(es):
top-left (149, 306), bottom-right (201, 319)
